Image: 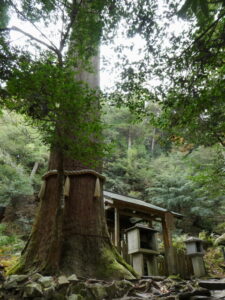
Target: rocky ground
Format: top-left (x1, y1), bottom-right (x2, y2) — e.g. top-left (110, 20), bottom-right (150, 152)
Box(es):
top-left (0, 273), bottom-right (225, 300)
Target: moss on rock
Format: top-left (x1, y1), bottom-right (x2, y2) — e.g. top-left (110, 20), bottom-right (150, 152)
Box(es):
top-left (95, 246), bottom-right (137, 280)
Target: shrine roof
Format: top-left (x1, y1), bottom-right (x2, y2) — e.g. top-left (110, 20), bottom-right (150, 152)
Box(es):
top-left (103, 191), bottom-right (183, 219)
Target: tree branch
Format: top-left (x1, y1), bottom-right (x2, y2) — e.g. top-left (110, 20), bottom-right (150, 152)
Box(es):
top-left (182, 9), bottom-right (225, 55)
top-left (8, 0), bottom-right (58, 51)
top-left (59, 0), bottom-right (83, 52)
top-left (0, 26), bottom-right (59, 54)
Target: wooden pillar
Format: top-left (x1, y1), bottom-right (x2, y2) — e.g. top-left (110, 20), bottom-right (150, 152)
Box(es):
top-left (114, 208), bottom-right (120, 250)
top-left (162, 213), bottom-right (173, 248)
top-left (162, 212), bottom-right (176, 275)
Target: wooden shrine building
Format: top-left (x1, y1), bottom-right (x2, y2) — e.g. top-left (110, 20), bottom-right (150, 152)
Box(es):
top-left (103, 191), bottom-right (183, 276)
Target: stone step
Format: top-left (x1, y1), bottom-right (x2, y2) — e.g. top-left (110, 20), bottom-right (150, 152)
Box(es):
top-left (199, 280), bottom-right (225, 290)
top-left (190, 297), bottom-right (214, 300)
top-left (178, 288), bottom-right (211, 300)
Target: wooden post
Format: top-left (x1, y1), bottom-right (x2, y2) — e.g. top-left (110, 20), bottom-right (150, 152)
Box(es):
top-left (162, 212), bottom-right (176, 275)
top-left (114, 208), bottom-right (120, 251)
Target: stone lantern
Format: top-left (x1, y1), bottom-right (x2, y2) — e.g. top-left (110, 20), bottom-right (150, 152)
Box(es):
top-left (126, 224), bottom-right (159, 276)
top-left (185, 237), bottom-right (206, 277)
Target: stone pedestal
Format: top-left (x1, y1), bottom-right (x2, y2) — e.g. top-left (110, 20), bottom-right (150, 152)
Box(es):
top-left (146, 255), bottom-right (158, 276)
top-left (191, 255), bottom-right (206, 277)
top-left (132, 253), bottom-right (158, 276)
top-left (132, 253), bottom-right (144, 275)
top-left (165, 247), bottom-right (176, 275)
top-left (185, 237), bottom-right (206, 277)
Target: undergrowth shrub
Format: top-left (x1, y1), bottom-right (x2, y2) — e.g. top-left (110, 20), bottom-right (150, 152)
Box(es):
top-left (0, 224), bottom-right (25, 271)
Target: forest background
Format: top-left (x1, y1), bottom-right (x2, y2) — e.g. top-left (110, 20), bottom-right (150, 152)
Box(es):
top-left (0, 105), bottom-right (224, 235)
top-left (0, 0), bottom-right (224, 239)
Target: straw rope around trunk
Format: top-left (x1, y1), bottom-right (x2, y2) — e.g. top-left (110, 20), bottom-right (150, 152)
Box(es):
top-left (38, 169), bottom-right (105, 200)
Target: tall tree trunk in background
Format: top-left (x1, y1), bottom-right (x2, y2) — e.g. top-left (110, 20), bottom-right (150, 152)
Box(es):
top-left (128, 127), bottom-right (132, 151)
top-left (151, 128), bottom-right (156, 154)
top-left (10, 46), bottom-right (135, 280)
top-left (127, 127), bottom-right (132, 161)
top-left (30, 162), bottom-right (39, 178)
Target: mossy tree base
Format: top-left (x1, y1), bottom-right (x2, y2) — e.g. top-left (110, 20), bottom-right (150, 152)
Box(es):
top-left (9, 155), bottom-right (136, 280)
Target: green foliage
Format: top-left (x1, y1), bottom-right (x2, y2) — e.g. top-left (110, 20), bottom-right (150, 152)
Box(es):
top-left (3, 52), bottom-right (109, 166)
top-left (215, 223), bottom-right (225, 235)
top-left (199, 231), bottom-right (225, 277)
top-left (0, 110), bottom-right (48, 205)
top-left (186, 146), bottom-right (225, 199)
top-left (103, 105), bottom-right (225, 233)
top-left (153, 0), bottom-right (225, 148)
top-left (204, 246), bottom-right (225, 278)
top-left (1, 0), bottom-right (223, 152)
top-left (0, 159), bottom-right (33, 205)
top-left (147, 149), bottom-right (225, 232)
top-left (0, 111), bottom-right (48, 166)
top-left (103, 106), bottom-right (165, 197)
top-left (178, 0), bottom-right (210, 19)
top-left (172, 234), bottom-right (188, 253)
top-left (198, 231), bottom-right (214, 247)
top-left (0, 223), bottom-right (25, 272)
top-left (0, 224), bottom-right (24, 250)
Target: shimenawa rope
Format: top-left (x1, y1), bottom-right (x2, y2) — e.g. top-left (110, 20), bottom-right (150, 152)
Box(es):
top-left (38, 169), bottom-right (105, 200)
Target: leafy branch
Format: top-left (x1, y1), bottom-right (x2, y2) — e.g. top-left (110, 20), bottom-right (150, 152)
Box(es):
top-left (0, 26), bottom-right (63, 62)
top-left (181, 8), bottom-right (225, 55)
top-left (8, 0), bottom-right (57, 51)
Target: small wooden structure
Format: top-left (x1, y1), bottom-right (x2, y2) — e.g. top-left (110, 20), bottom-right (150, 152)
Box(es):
top-left (103, 191), bottom-right (183, 276)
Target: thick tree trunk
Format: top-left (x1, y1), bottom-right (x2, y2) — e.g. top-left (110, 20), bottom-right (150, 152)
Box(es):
top-left (10, 49), bottom-right (135, 280)
top-left (11, 150), bottom-right (135, 279)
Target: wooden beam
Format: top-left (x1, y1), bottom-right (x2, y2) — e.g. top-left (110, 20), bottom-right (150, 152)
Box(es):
top-left (114, 208), bottom-right (120, 250)
top-left (114, 200), bottom-right (165, 217)
top-left (105, 200), bottom-right (164, 220)
top-left (162, 212), bottom-right (176, 275)
top-left (117, 210), bottom-right (160, 223)
top-left (162, 213), bottom-right (173, 248)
